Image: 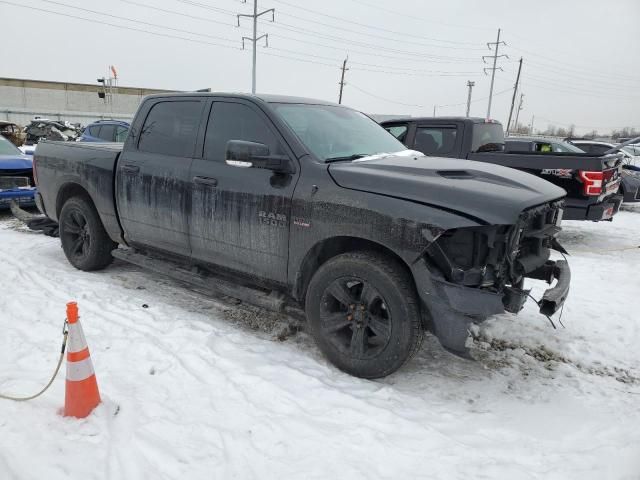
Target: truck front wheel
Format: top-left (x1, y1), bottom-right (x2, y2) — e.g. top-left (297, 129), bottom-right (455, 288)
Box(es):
top-left (305, 251), bottom-right (423, 378)
top-left (59, 196), bottom-right (117, 271)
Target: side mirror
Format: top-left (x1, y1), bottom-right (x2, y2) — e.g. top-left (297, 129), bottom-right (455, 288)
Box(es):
top-left (225, 140), bottom-right (294, 173)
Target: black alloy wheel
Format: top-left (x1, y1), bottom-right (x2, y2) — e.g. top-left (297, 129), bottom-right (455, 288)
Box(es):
top-left (320, 277), bottom-right (392, 359)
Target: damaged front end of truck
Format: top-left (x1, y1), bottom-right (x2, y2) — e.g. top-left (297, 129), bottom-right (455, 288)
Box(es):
top-left (412, 200), bottom-right (570, 356)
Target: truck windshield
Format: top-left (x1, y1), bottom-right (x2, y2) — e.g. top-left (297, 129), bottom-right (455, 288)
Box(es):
top-left (0, 136), bottom-right (22, 155)
top-left (272, 103), bottom-right (405, 161)
top-left (471, 123), bottom-right (505, 153)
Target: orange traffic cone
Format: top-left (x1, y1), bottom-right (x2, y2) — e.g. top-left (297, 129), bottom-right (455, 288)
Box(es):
top-left (63, 302), bottom-right (101, 418)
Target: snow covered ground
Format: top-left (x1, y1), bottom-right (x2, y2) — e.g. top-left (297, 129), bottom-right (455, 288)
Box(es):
top-left (0, 209), bottom-right (639, 480)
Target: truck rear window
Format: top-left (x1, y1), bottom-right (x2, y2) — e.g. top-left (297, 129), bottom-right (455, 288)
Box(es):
top-left (471, 123), bottom-right (505, 153)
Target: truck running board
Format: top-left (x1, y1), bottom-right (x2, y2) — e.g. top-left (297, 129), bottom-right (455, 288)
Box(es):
top-left (112, 248), bottom-right (287, 313)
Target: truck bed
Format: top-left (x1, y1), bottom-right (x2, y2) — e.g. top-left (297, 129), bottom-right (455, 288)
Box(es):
top-left (469, 151), bottom-right (622, 171)
top-left (34, 140), bottom-right (123, 241)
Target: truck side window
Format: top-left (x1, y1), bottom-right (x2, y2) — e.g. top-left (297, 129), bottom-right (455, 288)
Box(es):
top-left (138, 101), bottom-right (201, 157)
top-left (534, 142), bottom-right (552, 153)
top-left (415, 127), bottom-right (457, 155)
top-left (384, 125), bottom-right (408, 143)
top-left (204, 102), bottom-right (281, 161)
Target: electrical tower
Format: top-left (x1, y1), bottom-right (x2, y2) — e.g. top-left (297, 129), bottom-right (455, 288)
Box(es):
top-left (338, 57), bottom-right (348, 104)
top-left (237, 0), bottom-right (275, 94)
top-left (483, 28), bottom-right (507, 119)
top-left (465, 80), bottom-right (475, 117)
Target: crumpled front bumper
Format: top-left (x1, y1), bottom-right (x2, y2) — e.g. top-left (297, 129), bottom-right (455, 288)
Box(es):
top-left (526, 259), bottom-right (571, 316)
top-left (411, 257), bottom-right (571, 356)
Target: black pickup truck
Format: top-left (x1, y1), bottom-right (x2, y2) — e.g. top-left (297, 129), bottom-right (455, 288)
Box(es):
top-left (34, 93), bottom-right (570, 378)
top-left (380, 117), bottom-right (623, 221)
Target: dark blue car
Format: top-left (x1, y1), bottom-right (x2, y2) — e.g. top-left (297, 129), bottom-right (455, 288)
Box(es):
top-left (0, 135), bottom-right (36, 209)
top-left (78, 119), bottom-right (130, 143)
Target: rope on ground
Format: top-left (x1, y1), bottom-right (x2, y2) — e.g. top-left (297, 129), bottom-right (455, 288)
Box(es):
top-left (0, 319), bottom-right (68, 402)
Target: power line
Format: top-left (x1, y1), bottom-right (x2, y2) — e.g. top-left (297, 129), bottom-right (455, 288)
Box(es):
top-left (6, 1), bottom-right (482, 81)
top-left (0, 1), bottom-right (241, 50)
top-left (523, 69), bottom-right (639, 92)
top-left (267, 0), bottom-right (485, 49)
top-left (507, 45), bottom-right (640, 83)
top-left (120, 0), bottom-right (237, 29)
top-left (272, 9), bottom-right (485, 51)
top-left (505, 32), bottom-right (640, 82)
top-left (520, 77), bottom-right (639, 99)
top-left (265, 32), bottom-right (479, 64)
top-left (348, 83), bottom-right (512, 110)
top-left (268, 47), bottom-right (478, 76)
top-left (345, 0), bottom-right (494, 32)
top-left (37, 0), bottom-right (239, 45)
top-left (534, 116), bottom-right (640, 130)
top-left (118, 0), bottom-right (478, 66)
top-left (174, 0), bottom-right (482, 62)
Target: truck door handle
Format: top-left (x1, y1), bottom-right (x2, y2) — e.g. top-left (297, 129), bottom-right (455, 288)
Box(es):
top-left (193, 176), bottom-right (218, 187)
top-left (122, 164), bottom-right (140, 174)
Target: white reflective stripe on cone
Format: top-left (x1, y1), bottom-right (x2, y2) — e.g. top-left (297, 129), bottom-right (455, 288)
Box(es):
top-left (66, 356), bottom-right (95, 382)
top-left (67, 321), bottom-right (88, 353)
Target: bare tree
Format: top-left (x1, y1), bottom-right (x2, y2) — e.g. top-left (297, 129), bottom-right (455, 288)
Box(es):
top-left (611, 127), bottom-right (640, 139)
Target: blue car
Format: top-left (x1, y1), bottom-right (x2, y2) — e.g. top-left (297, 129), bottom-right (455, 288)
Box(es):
top-left (0, 135), bottom-right (36, 209)
top-left (78, 119), bottom-right (130, 143)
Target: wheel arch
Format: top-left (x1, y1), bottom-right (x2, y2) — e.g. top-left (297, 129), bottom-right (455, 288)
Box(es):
top-left (294, 235), bottom-right (416, 302)
top-left (56, 182), bottom-right (94, 218)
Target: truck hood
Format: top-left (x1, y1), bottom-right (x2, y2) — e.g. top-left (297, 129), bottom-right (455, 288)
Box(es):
top-left (0, 153), bottom-right (33, 171)
top-left (328, 153), bottom-right (566, 225)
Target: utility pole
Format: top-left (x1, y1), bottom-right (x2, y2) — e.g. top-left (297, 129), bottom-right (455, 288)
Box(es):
top-left (465, 80), bottom-right (475, 117)
top-left (237, 0), bottom-right (275, 94)
top-left (506, 57), bottom-right (523, 135)
top-left (529, 114), bottom-right (535, 135)
top-left (483, 28), bottom-right (508, 119)
top-left (514, 93), bottom-right (524, 132)
top-left (433, 105), bottom-right (436, 117)
top-left (338, 57), bottom-right (348, 104)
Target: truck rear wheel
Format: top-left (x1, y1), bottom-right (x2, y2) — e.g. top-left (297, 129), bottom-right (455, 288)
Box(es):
top-left (305, 251), bottom-right (423, 378)
top-left (59, 196), bottom-right (116, 271)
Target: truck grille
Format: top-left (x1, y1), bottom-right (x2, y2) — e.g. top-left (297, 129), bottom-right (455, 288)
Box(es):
top-left (425, 200), bottom-right (564, 289)
top-left (512, 200), bottom-right (563, 276)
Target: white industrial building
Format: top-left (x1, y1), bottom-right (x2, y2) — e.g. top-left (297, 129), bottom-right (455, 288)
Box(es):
top-left (0, 77), bottom-right (174, 126)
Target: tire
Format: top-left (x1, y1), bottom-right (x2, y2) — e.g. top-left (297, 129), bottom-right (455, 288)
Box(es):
top-left (305, 251), bottom-right (423, 379)
top-left (59, 196), bottom-right (117, 271)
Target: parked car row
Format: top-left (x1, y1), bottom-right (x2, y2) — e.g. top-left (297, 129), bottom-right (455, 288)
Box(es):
top-left (0, 118), bottom-right (131, 156)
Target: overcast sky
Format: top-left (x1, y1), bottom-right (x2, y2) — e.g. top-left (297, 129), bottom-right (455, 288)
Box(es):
top-left (1, 0), bottom-right (639, 134)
